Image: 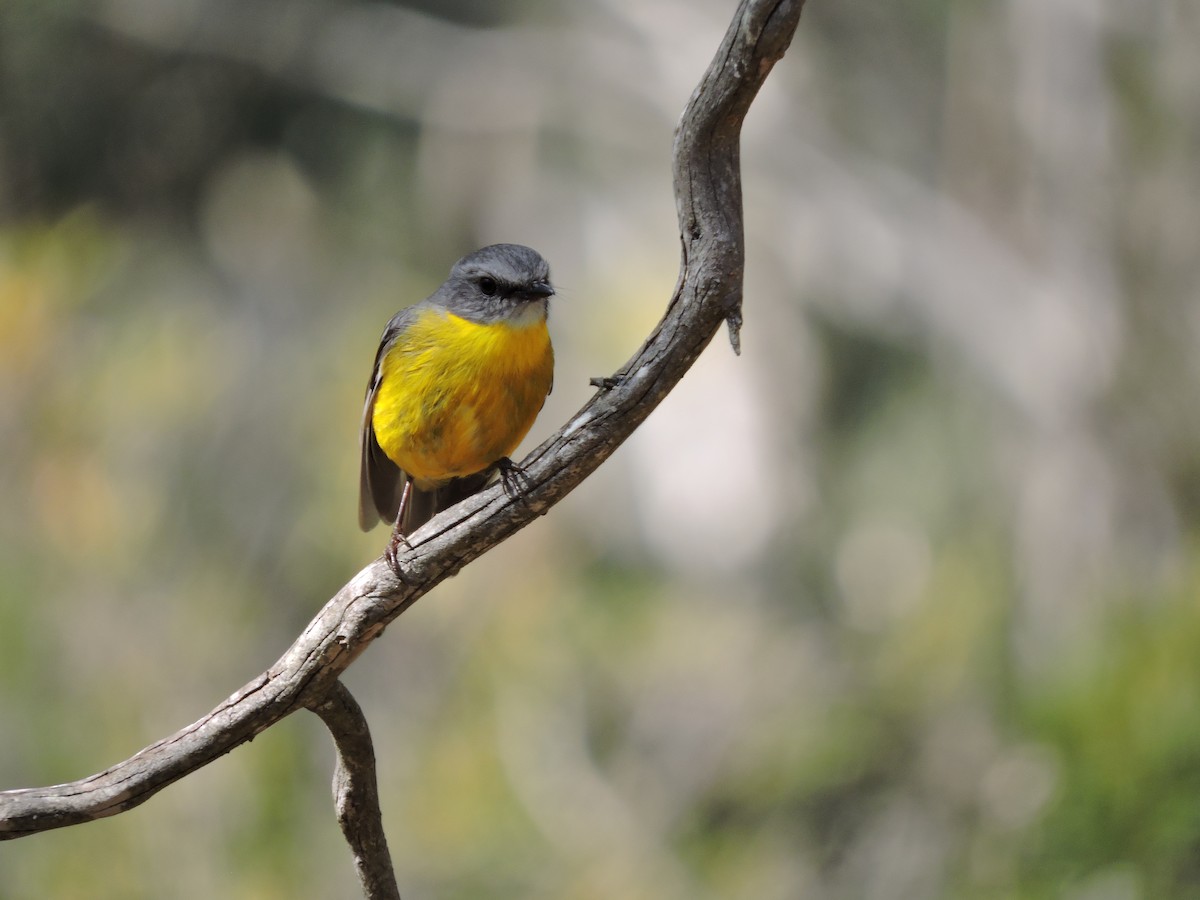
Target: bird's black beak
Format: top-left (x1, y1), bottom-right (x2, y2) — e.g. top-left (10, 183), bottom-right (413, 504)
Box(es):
top-left (520, 280), bottom-right (554, 300)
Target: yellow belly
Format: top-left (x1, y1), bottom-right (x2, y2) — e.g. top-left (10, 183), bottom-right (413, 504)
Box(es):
top-left (371, 308), bottom-right (553, 487)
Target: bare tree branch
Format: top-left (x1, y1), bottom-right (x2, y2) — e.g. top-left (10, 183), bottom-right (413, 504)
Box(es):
top-left (0, 0), bottom-right (805, 853)
top-left (307, 682), bottom-right (401, 900)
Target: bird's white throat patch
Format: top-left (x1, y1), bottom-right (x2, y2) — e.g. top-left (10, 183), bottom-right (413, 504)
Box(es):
top-left (504, 300), bottom-right (549, 329)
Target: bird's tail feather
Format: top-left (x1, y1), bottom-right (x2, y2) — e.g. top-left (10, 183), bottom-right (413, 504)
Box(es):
top-left (402, 472), bottom-right (492, 535)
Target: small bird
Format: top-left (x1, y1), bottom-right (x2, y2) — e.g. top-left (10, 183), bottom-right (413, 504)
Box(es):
top-left (358, 244), bottom-right (555, 571)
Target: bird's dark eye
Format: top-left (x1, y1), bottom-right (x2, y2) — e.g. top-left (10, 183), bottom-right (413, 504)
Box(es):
top-left (478, 277), bottom-right (498, 296)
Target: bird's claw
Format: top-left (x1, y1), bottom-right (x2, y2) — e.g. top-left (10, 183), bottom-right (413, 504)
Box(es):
top-left (384, 528), bottom-right (413, 581)
top-left (495, 457), bottom-right (534, 503)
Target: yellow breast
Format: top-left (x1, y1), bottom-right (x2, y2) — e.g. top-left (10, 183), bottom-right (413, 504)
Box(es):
top-left (371, 308), bottom-right (553, 487)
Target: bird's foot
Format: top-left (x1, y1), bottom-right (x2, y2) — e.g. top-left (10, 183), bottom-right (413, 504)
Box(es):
top-left (384, 527), bottom-right (413, 581)
top-left (495, 457), bottom-right (534, 503)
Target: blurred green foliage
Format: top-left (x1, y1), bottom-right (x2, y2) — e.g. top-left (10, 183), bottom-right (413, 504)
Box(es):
top-left (3, 0), bottom-right (1200, 898)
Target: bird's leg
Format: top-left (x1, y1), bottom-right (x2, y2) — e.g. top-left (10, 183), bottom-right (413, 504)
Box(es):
top-left (384, 479), bottom-right (414, 577)
top-left (495, 457), bottom-right (533, 504)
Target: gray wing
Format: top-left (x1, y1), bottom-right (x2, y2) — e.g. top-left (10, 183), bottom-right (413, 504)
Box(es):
top-left (358, 306), bottom-right (420, 531)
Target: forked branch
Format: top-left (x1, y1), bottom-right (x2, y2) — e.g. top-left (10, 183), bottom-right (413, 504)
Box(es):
top-left (0, 0), bottom-right (805, 893)
top-left (307, 682), bottom-right (401, 900)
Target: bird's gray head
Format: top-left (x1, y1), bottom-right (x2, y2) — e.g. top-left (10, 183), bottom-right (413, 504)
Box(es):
top-left (436, 243), bottom-right (554, 324)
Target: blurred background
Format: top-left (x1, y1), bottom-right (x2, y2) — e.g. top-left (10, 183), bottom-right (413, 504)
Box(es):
top-left (2, 0), bottom-right (1199, 897)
